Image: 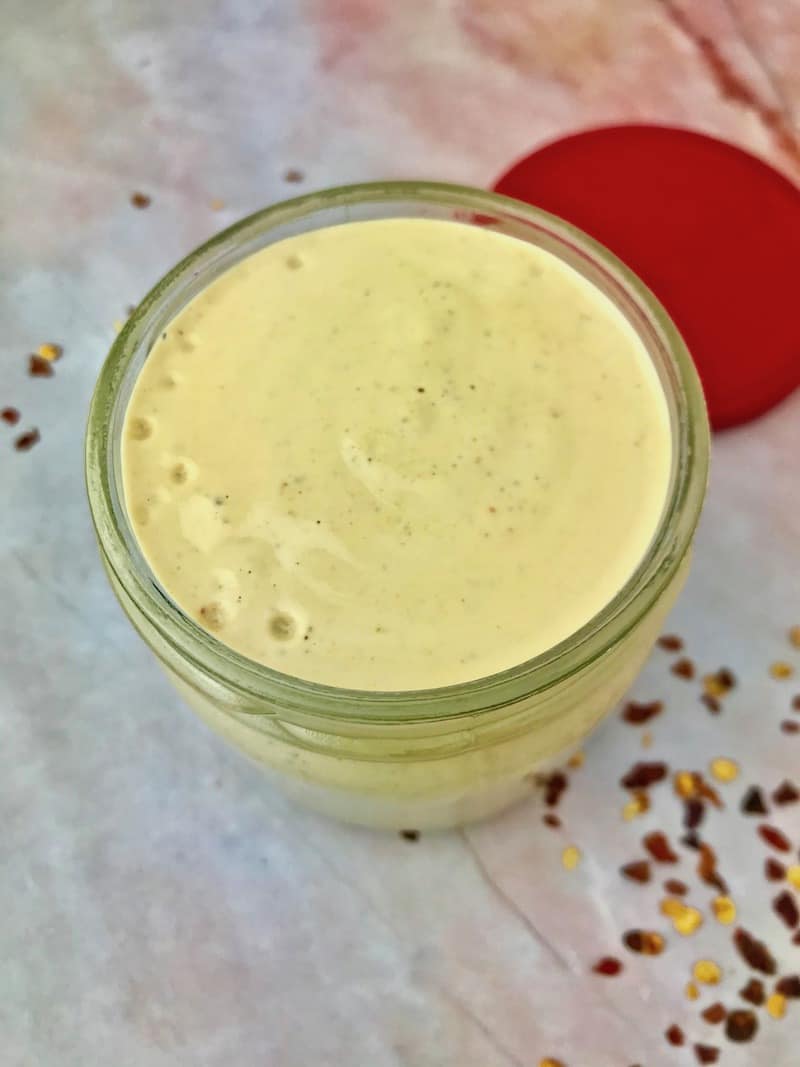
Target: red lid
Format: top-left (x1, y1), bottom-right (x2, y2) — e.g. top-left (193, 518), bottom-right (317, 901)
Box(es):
top-left (493, 125), bottom-right (800, 430)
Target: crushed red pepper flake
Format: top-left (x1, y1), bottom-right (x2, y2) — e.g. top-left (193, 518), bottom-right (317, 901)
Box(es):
top-left (697, 777), bottom-right (723, 808)
top-left (622, 700), bottom-right (663, 725)
top-left (130, 191), bottom-right (151, 208)
top-left (773, 890), bottom-right (799, 928)
top-left (792, 694), bottom-right (800, 711)
top-left (643, 831), bottom-right (679, 863)
top-left (14, 428), bottom-right (40, 451)
top-left (790, 626), bottom-right (800, 649)
top-left (683, 831), bottom-right (702, 850)
top-left (773, 780), bottom-right (799, 805)
top-left (665, 1024), bottom-right (685, 1046)
top-left (694, 1044), bottom-right (719, 1063)
top-left (765, 857), bottom-right (786, 881)
top-left (28, 354), bottom-right (54, 377)
top-left (698, 842), bottom-right (728, 893)
top-left (703, 668), bottom-right (736, 698)
top-left (399, 829), bottom-right (419, 841)
top-left (701, 1002), bottom-right (726, 1024)
top-left (543, 771), bottom-right (569, 807)
top-left (741, 785), bottom-right (769, 815)
top-left (781, 720), bottom-right (800, 733)
top-left (623, 929), bottom-right (665, 955)
top-left (701, 694), bottom-right (721, 714)
top-left (665, 878), bottom-right (689, 895)
top-left (794, 930), bottom-right (800, 946)
top-left (739, 978), bottom-right (765, 1005)
top-left (1, 407), bottom-right (20, 425)
top-left (622, 790), bottom-right (651, 821)
top-left (684, 798), bottom-right (705, 829)
top-left (283, 168), bottom-right (305, 183)
top-left (672, 657), bottom-right (696, 679)
top-left (658, 634), bottom-right (684, 651)
top-left (734, 927), bottom-right (777, 975)
top-left (543, 813), bottom-right (561, 829)
top-left (676, 771), bottom-right (722, 807)
top-left (758, 823), bottom-right (792, 852)
top-left (725, 1009), bottom-right (758, 1043)
top-left (621, 761), bottom-right (668, 790)
top-left (592, 956), bottom-right (623, 976)
top-left (776, 975), bottom-right (800, 997)
top-left (621, 860), bottom-right (651, 884)
top-left (717, 666), bottom-right (736, 688)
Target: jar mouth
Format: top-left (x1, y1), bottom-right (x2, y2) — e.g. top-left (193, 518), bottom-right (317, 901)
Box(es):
top-left (85, 180), bottom-right (709, 721)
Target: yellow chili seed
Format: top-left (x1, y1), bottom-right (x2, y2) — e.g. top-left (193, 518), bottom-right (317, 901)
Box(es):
top-left (660, 898), bottom-right (703, 935)
top-left (711, 896), bottom-right (737, 925)
top-left (37, 342), bottom-right (63, 362)
top-left (771, 661), bottom-right (794, 679)
top-left (561, 845), bottom-right (581, 871)
top-left (693, 959), bottom-right (722, 985)
top-left (676, 905), bottom-right (703, 936)
top-left (674, 771), bottom-right (697, 798)
top-left (685, 981), bottom-right (700, 1000)
top-left (709, 757), bottom-right (739, 783)
top-left (660, 897), bottom-right (685, 918)
top-left (788, 625), bottom-right (800, 649)
top-left (767, 993), bottom-right (786, 1019)
top-left (786, 865), bottom-right (800, 890)
top-left (676, 908), bottom-right (703, 936)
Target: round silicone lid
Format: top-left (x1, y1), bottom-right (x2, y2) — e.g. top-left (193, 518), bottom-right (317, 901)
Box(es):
top-left (494, 125), bottom-right (800, 430)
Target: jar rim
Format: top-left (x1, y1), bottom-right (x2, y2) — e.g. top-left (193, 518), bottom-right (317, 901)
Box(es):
top-left (85, 180), bottom-right (709, 721)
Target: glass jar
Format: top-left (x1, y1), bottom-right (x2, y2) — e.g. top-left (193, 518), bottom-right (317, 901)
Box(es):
top-left (85, 182), bottom-right (709, 830)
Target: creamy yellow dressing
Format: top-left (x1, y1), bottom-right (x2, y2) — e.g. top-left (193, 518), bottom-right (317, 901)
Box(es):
top-left (122, 219), bottom-right (671, 690)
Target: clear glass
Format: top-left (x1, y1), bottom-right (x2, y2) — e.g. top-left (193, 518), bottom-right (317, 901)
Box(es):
top-left (85, 181), bottom-right (709, 830)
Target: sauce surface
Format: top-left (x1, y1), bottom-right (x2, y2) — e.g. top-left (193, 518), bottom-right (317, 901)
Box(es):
top-left (122, 219), bottom-right (671, 689)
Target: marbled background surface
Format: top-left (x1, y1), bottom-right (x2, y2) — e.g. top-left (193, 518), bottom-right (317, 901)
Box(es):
top-left (2, 2), bottom-right (799, 1065)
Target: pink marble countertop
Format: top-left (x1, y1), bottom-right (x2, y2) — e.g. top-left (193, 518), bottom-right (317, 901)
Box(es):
top-left (2, 3), bottom-right (799, 1065)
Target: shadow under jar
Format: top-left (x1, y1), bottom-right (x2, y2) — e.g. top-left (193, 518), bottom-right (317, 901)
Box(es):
top-left (85, 181), bottom-right (709, 830)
